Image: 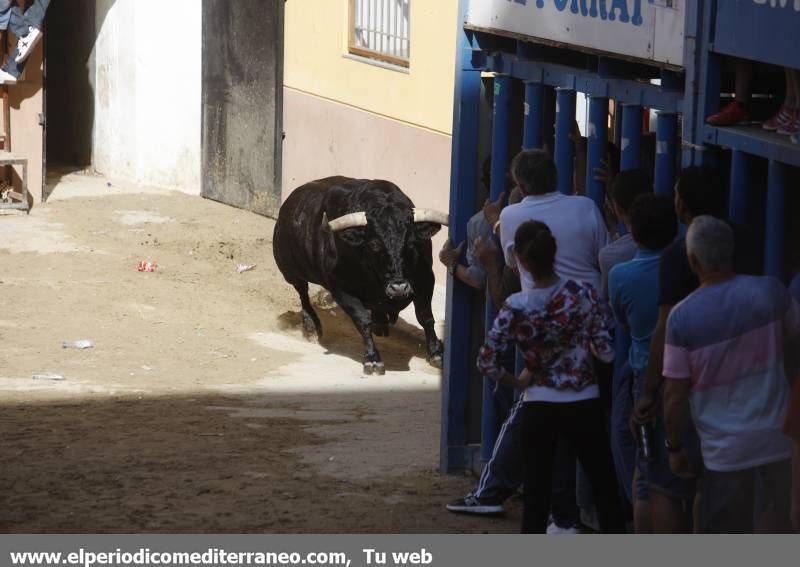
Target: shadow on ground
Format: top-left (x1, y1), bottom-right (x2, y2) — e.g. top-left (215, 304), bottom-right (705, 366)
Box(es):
top-left (0, 393), bottom-right (519, 534)
top-left (276, 304), bottom-right (434, 373)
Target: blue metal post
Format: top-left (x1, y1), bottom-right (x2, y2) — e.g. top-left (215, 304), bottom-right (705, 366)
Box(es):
top-left (680, 0), bottom-right (703, 168)
top-left (489, 75), bottom-right (513, 203)
top-left (694, 0), bottom-right (722, 167)
top-left (555, 88), bottom-right (577, 195)
top-left (655, 112), bottom-right (678, 197)
top-left (481, 74), bottom-right (514, 462)
top-left (586, 96), bottom-right (609, 209)
top-left (728, 150), bottom-right (750, 226)
top-left (764, 160), bottom-right (787, 281)
top-left (441, 17), bottom-right (481, 473)
top-left (523, 81), bottom-right (544, 150)
top-left (620, 104), bottom-right (642, 171)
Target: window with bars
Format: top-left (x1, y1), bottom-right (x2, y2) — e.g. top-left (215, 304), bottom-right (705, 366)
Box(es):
top-left (349, 0), bottom-right (410, 68)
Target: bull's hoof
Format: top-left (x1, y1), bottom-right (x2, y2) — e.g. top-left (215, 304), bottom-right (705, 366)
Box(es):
top-left (301, 315), bottom-right (322, 342)
top-left (302, 328), bottom-right (320, 343)
top-left (363, 362), bottom-right (386, 376)
top-left (428, 354), bottom-right (443, 369)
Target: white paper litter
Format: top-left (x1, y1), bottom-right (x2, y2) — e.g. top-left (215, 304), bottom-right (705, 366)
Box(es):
top-left (32, 373), bottom-right (65, 381)
top-left (62, 340), bottom-right (94, 349)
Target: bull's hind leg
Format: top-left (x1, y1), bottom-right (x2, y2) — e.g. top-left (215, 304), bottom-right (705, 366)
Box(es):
top-left (331, 289), bottom-right (384, 376)
top-left (293, 282), bottom-right (322, 340)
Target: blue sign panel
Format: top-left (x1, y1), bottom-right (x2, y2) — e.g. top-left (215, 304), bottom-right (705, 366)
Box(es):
top-left (714, 0), bottom-right (800, 69)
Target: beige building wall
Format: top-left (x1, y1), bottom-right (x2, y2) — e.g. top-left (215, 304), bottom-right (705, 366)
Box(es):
top-left (9, 38), bottom-right (43, 204)
top-left (283, 1), bottom-right (459, 278)
top-left (283, 0), bottom-right (458, 136)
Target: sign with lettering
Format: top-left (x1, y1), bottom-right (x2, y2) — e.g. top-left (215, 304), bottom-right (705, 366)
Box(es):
top-left (714, 0), bottom-right (800, 69)
top-left (466, 0), bottom-right (686, 67)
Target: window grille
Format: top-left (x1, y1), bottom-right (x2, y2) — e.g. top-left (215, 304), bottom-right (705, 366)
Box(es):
top-left (350, 0), bottom-right (410, 67)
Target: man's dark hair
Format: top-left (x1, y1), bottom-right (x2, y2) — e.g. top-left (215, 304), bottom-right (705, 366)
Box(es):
top-left (610, 169), bottom-right (653, 214)
top-left (675, 166), bottom-right (725, 218)
top-left (511, 149), bottom-right (558, 196)
top-left (515, 220), bottom-right (557, 273)
top-left (629, 194), bottom-right (678, 251)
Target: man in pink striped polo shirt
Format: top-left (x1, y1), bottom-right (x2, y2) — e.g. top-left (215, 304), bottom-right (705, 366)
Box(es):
top-left (662, 216), bottom-right (798, 533)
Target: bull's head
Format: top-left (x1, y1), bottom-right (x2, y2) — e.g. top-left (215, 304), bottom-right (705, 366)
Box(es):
top-left (322, 208), bottom-right (448, 299)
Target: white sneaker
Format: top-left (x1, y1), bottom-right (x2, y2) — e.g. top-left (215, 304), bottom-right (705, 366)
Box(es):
top-left (0, 69), bottom-right (17, 84)
top-left (546, 521), bottom-right (581, 534)
top-left (15, 27), bottom-right (42, 64)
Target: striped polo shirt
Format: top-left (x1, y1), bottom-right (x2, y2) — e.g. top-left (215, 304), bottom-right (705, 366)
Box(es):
top-left (663, 275), bottom-right (798, 472)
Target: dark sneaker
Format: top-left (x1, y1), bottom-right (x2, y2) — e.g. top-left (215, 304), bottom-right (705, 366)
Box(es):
top-left (446, 495), bottom-right (504, 515)
top-left (706, 101), bottom-right (748, 126)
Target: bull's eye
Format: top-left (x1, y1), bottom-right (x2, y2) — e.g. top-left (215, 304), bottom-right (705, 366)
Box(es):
top-left (367, 240), bottom-right (382, 252)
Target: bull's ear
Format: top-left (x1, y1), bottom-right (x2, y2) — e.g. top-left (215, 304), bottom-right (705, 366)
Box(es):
top-left (335, 227), bottom-right (367, 247)
top-left (415, 222), bottom-right (442, 240)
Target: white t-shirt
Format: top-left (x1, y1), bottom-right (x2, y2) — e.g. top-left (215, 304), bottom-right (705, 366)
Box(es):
top-left (499, 193), bottom-right (610, 291)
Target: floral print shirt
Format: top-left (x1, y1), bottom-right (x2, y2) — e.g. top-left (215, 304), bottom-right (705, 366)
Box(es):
top-left (477, 278), bottom-right (614, 398)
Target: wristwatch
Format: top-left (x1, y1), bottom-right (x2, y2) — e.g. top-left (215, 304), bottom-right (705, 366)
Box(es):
top-left (447, 261), bottom-right (458, 276)
top-left (664, 438), bottom-right (683, 453)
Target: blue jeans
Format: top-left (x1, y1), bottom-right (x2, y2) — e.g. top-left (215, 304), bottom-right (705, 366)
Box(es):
top-left (2, 0), bottom-right (50, 78)
top-left (610, 361), bottom-right (637, 503)
top-left (633, 371), bottom-right (698, 501)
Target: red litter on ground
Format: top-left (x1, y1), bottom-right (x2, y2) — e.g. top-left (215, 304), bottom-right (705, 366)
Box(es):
top-left (137, 261), bottom-right (157, 272)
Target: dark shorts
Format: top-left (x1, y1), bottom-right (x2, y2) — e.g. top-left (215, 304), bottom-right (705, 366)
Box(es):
top-left (633, 372), bottom-right (700, 502)
top-left (700, 459), bottom-right (792, 534)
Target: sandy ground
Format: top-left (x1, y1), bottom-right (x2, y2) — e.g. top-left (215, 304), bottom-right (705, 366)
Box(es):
top-left (0, 171), bottom-right (520, 533)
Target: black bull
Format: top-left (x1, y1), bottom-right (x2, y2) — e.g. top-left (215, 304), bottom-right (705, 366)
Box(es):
top-left (273, 176), bottom-right (447, 375)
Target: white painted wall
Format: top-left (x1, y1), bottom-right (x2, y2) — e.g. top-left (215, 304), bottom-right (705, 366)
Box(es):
top-left (91, 0), bottom-right (202, 193)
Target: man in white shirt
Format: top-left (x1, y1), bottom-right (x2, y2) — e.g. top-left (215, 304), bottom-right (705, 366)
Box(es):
top-left (498, 149), bottom-right (610, 291)
top-left (494, 149), bottom-right (612, 532)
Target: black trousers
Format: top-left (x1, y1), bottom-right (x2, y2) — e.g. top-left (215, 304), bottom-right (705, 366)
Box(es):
top-left (520, 398), bottom-right (626, 533)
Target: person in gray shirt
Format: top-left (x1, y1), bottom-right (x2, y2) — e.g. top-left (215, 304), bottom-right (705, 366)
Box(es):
top-left (599, 170), bottom-right (653, 299)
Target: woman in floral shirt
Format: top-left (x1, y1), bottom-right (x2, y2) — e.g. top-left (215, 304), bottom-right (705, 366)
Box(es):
top-left (478, 220), bottom-right (624, 533)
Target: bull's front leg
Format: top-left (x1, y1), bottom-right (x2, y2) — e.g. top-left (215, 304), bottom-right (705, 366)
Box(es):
top-left (413, 297), bottom-right (443, 368)
top-left (412, 242), bottom-right (443, 368)
top-left (331, 289), bottom-right (385, 375)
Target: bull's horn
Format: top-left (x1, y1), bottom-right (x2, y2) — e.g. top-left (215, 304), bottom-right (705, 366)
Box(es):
top-left (326, 211), bottom-right (369, 232)
top-left (413, 209), bottom-right (449, 226)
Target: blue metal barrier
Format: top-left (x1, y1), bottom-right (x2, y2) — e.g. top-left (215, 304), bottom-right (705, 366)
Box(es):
top-left (441, 14), bottom-right (482, 472)
top-left (620, 104), bottom-right (643, 172)
top-left (481, 74), bottom-right (514, 462)
top-left (555, 89), bottom-right (577, 195)
top-left (586, 96), bottom-right (609, 209)
top-left (728, 150), bottom-right (750, 227)
top-left (655, 112), bottom-right (678, 196)
top-left (523, 82), bottom-right (544, 150)
top-left (764, 161), bottom-right (787, 280)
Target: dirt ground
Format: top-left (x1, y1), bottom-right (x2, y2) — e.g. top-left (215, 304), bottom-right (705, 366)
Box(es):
top-left (0, 171), bottom-right (519, 533)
